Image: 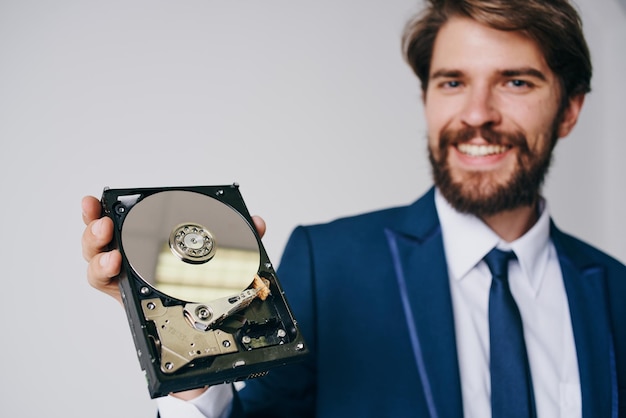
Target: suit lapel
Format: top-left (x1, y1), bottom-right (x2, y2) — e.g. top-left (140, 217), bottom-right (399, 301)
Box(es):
top-left (383, 192), bottom-right (617, 417)
top-left (385, 189), bottom-right (463, 418)
top-left (552, 225), bottom-right (617, 418)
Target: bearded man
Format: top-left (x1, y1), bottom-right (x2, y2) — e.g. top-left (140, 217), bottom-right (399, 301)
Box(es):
top-left (82, 0), bottom-right (626, 417)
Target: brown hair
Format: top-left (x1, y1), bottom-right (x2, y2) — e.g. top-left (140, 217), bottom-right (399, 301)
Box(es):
top-left (402, 0), bottom-right (592, 102)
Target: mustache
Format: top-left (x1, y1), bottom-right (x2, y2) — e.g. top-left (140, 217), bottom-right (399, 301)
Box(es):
top-left (439, 126), bottom-right (528, 150)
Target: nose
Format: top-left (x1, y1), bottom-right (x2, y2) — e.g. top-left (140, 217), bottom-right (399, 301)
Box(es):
top-left (459, 85), bottom-right (501, 128)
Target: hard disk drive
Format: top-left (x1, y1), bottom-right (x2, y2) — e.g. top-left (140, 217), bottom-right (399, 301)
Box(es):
top-left (100, 184), bottom-right (307, 398)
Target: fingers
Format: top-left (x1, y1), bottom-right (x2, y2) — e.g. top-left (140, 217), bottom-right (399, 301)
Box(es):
top-left (82, 216), bottom-right (114, 261)
top-left (86, 249), bottom-right (123, 303)
top-left (81, 195), bottom-right (102, 225)
top-left (169, 387), bottom-right (209, 401)
top-left (252, 215), bottom-right (266, 239)
top-left (81, 195), bottom-right (122, 303)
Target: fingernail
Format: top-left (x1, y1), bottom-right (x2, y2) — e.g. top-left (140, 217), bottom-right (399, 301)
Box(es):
top-left (100, 252), bottom-right (110, 267)
top-left (91, 218), bottom-right (103, 236)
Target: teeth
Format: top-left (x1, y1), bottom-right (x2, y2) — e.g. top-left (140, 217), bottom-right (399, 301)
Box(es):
top-left (457, 143), bottom-right (509, 157)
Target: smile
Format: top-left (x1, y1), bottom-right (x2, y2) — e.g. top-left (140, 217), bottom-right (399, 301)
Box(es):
top-left (456, 143), bottom-right (510, 157)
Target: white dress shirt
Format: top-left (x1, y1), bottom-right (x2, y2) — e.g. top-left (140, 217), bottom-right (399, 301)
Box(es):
top-left (156, 383), bottom-right (234, 418)
top-left (159, 190), bottom-right (583, 417)
top-left (435, 189), bottom-right (581, 418)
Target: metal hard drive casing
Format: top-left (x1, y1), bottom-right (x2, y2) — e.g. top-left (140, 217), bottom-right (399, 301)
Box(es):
top-left (101, 184), bottom-right (308, 398)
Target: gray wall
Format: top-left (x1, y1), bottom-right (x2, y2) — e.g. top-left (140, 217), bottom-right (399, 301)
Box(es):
top-left (0, 1), bottom-right (623, 417)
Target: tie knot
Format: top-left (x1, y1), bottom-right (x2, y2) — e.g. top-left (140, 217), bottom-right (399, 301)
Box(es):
top-left (484, 248), bottom-right (516, 279)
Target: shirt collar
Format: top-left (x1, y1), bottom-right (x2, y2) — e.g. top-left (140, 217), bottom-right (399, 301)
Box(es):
top-left (434, 188), bottom-right (552, 296)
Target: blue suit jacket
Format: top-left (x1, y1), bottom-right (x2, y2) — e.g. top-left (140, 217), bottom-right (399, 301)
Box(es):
top-left (234, 188), bottom-right (626, 417)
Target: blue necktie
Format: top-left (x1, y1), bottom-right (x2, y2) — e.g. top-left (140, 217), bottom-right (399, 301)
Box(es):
top-left (485, 248), bottom-right (536, 418)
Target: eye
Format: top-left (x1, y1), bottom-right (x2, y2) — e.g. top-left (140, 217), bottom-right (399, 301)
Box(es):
top-left (507, 79), bottom-right (533, 88)
top-left (440, 80), bottom-right (462, 89)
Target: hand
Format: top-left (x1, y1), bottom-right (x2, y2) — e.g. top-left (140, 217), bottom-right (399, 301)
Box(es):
top-left (82, 196), bottom-right (123, 303)
top-left (81, 194), bottom-right (267, 401)
top-left (81, 195), bottom-right (267, 304)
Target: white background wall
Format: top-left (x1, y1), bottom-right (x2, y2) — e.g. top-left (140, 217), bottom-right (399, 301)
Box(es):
top-left (0, 1), bottom-right (624, 417)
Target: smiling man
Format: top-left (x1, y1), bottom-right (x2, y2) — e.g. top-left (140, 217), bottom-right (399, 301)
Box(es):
top-left (423, 15), bottom-right (585, 240)
top-left (82, 0), bottom-right (626, 417)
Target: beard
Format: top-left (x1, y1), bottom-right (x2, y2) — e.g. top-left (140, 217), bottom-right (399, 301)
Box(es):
top-left (429, 125), bottom-right (558, 217)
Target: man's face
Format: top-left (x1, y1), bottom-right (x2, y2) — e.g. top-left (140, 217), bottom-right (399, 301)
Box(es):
top-left (424, 17), bottom-right (580, 217)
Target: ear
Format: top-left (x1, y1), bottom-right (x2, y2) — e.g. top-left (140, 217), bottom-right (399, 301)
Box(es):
top-left (556, 94), bottom-right (585, 138)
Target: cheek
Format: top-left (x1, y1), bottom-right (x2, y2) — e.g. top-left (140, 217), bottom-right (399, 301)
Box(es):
top-left (528, 132), bottom-right (555, 156)
top-left (424, 101), bottom-right (452, 147)
top-left (510, 97), bottom-right (560, 148)
top-left (518, 98), bottom-right (558, 135)
top-left (516, 117), bottom-right (557, 154)
top-left (424, 90), bottom-right (464, 130)
top-left (427, 130), bottom-right (439, 151)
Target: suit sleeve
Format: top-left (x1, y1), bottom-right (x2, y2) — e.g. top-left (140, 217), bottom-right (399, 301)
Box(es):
top-left (231, 226), bottom-right (317, 418)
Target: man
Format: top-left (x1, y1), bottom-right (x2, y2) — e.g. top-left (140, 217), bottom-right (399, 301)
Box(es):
top-left (82, 0), bottom-right (626, 416)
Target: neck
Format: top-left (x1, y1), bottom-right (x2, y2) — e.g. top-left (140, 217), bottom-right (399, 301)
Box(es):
top-left (480, 204), bottom-right (539, 243)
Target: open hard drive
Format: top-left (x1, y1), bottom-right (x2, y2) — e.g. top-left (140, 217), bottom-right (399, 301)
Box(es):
top-left (101, 184), bottom-right (307, 398)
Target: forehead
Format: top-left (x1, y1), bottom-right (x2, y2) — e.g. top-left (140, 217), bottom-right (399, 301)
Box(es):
top-left (430, 17), bottom-right (552, 77)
